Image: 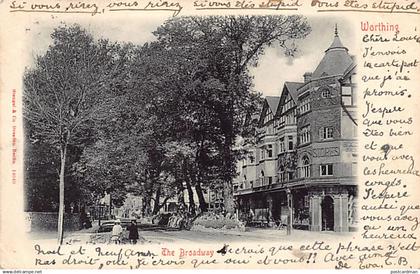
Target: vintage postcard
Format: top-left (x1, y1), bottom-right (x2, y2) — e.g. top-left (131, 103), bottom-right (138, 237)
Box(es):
top-left (0, 0), bottom-right (419, 270)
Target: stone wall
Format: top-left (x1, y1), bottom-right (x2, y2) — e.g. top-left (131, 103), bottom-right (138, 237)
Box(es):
top-left (25, 212), bottom-right (81, 232)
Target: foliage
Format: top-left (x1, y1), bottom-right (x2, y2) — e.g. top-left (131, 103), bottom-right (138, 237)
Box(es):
top-left (24, 24), bottom-right (129, 243)
top-left (25, 16), bottom-right (311, 224)
top-left (153, 16), bottom-right (311, 212)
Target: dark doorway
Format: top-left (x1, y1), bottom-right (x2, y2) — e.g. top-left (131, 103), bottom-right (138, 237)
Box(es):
top-left (321, 196), bottom-right (334, 231)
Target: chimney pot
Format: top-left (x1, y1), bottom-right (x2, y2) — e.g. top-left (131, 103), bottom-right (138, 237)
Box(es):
top-left (304, 72), bottom-right (312, 83)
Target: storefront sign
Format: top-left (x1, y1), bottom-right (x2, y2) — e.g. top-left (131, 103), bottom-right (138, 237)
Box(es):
top-left (313, 147), bottom-right (340, 157)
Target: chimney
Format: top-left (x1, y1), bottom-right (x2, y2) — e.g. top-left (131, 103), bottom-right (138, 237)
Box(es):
top-left (303, 72), bottom-right (312, 83)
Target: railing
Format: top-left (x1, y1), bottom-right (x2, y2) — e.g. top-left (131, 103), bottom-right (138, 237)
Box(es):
top-left (235, 176), bottom-right (309, 195)
top-left (234, 177), bottom-right (309, 195)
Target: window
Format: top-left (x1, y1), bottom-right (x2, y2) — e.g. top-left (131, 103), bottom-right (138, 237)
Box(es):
top-left (352, 162), bottom-right (357, 175)
top-left (320, 164), bottom-right (333, 176)
top-left (321, 89), bottom-right (331, 98)
top-left (300, 125), bottom-right (311, 145)
top-left (298, 97), bottom-right (311, 114)
top-left (264, 111), bottom-right (274, 124)
top-left (268, 177), bottom-right (273, 185)
top-left (283, 97), bottom-right (293, 113)
top-left (250, 181), bottom-right (254, 189)
top-left (320, 127), bottom-right (333, 140)
top-left (304, 196), bottom-right (310, 207)
top-left (285, 112), bottom-right (296, 125)
top-left (288, 172), bottom-right (294, 181)
top-left (267, 144), bottom-right (273, 158)
top-left (279, 138), bottom-right (285, 153)
top-left (301, 156), bottom-right (311, 178)
top-left (279, 115), bottom-right (285, 127)
top-left (260, 148), bottom-right (265, 160)
top-left (249, 154), bottom-right (254, 164)
top-left (279, 166), bottom-right (285, 182)
top-left (342, 85), bottom-right (356, 106)
top-left (288, 136), bottom-right (294, 150)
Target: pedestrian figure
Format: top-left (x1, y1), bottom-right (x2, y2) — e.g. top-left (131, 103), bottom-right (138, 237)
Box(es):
top-left (248, 208), bottom-right (255, 226)
top-left (128, 219), bottom-right (139, 244)
top-left (111, 219), bottom-right (123, 244)
top-left (80, 209), bottom-right (92, 229)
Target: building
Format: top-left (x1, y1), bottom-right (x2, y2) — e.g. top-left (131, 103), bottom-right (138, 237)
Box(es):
top-left (234, 26), bottom-right (358, 232)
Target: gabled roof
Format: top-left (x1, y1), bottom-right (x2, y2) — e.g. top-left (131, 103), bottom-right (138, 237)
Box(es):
top-left (312, 26), bottom-right (354, 79)
top-left (275, 82), bottom-right (303, 116)
top-left (284, 82), bottom-right (302, 102)
top-left (258, 96), bottom-right (280, 126)
top-left (265, 96), bottom-right (280, 114)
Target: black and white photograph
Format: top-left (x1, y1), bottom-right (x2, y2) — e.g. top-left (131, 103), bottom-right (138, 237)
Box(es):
top-left (22, 15), bottom-right (358, 246)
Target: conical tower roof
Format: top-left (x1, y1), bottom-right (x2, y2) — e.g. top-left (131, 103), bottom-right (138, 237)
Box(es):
top-left (312, 25), bottom-right (353, 78)
top-left (327, 24), bottom-right (348, 51)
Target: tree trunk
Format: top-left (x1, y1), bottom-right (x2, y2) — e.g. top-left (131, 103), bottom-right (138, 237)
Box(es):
top-left (57, 144), bottom-right (67, 245)
top-left (195, 183), bottom-right (207, 212)
top-left (185, 176), bottom-right (195, 215)
top-left (152, 185), bottom-right (161, 214)
top-left (141, 171), bottom-right (153, 216)
top-left (221, 114), bottom-right (235, 214)
top-left (223, 181), bottom-right (235, 213)
top-left (142, 195), bottom-right (151, 217)
top-left (177, 183), bottom-right (185, 207)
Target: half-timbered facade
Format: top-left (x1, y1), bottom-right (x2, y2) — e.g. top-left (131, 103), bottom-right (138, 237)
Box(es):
top-left (234, 27), bottom-right (358, 232)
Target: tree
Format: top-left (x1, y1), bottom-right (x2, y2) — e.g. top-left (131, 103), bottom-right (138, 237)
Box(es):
top-left (126, 42), bottom-right (226, 213)
top-left (154, 16), bottom-right (311, 212)
top-left (23, 25), bottom-right (128, 244)
top-left (24, 131), bottom-right (60, 212)
top-left (74, 42), bottom-right (183, 217)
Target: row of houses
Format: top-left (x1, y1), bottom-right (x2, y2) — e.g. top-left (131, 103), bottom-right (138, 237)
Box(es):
top-left (233, 27), bottom-right (358, 232)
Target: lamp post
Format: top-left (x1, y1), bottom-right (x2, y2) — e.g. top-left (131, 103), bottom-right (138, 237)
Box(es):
top-left (105, 188), bottom-right (112, 219)
top-left (98, 196), bottom-right (104, 226)
top-left (286, 188), bottom-right (293, 235)
top-left (109, 193), bottom-right (112, 219)
top-left (208, 186), bottom-right (211, 212)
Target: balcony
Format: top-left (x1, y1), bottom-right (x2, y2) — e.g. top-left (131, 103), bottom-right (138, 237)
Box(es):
top-left (234, 177), bottom-right (275, 195)
top-left (233, 177), bottom-right (306, 196)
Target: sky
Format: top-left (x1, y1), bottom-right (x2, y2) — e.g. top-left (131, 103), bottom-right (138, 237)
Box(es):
top-left (26, 16), bottom-right (355, 97)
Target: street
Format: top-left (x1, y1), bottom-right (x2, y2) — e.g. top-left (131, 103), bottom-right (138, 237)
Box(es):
top-left (28, 226), bottom-right (355, 245)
